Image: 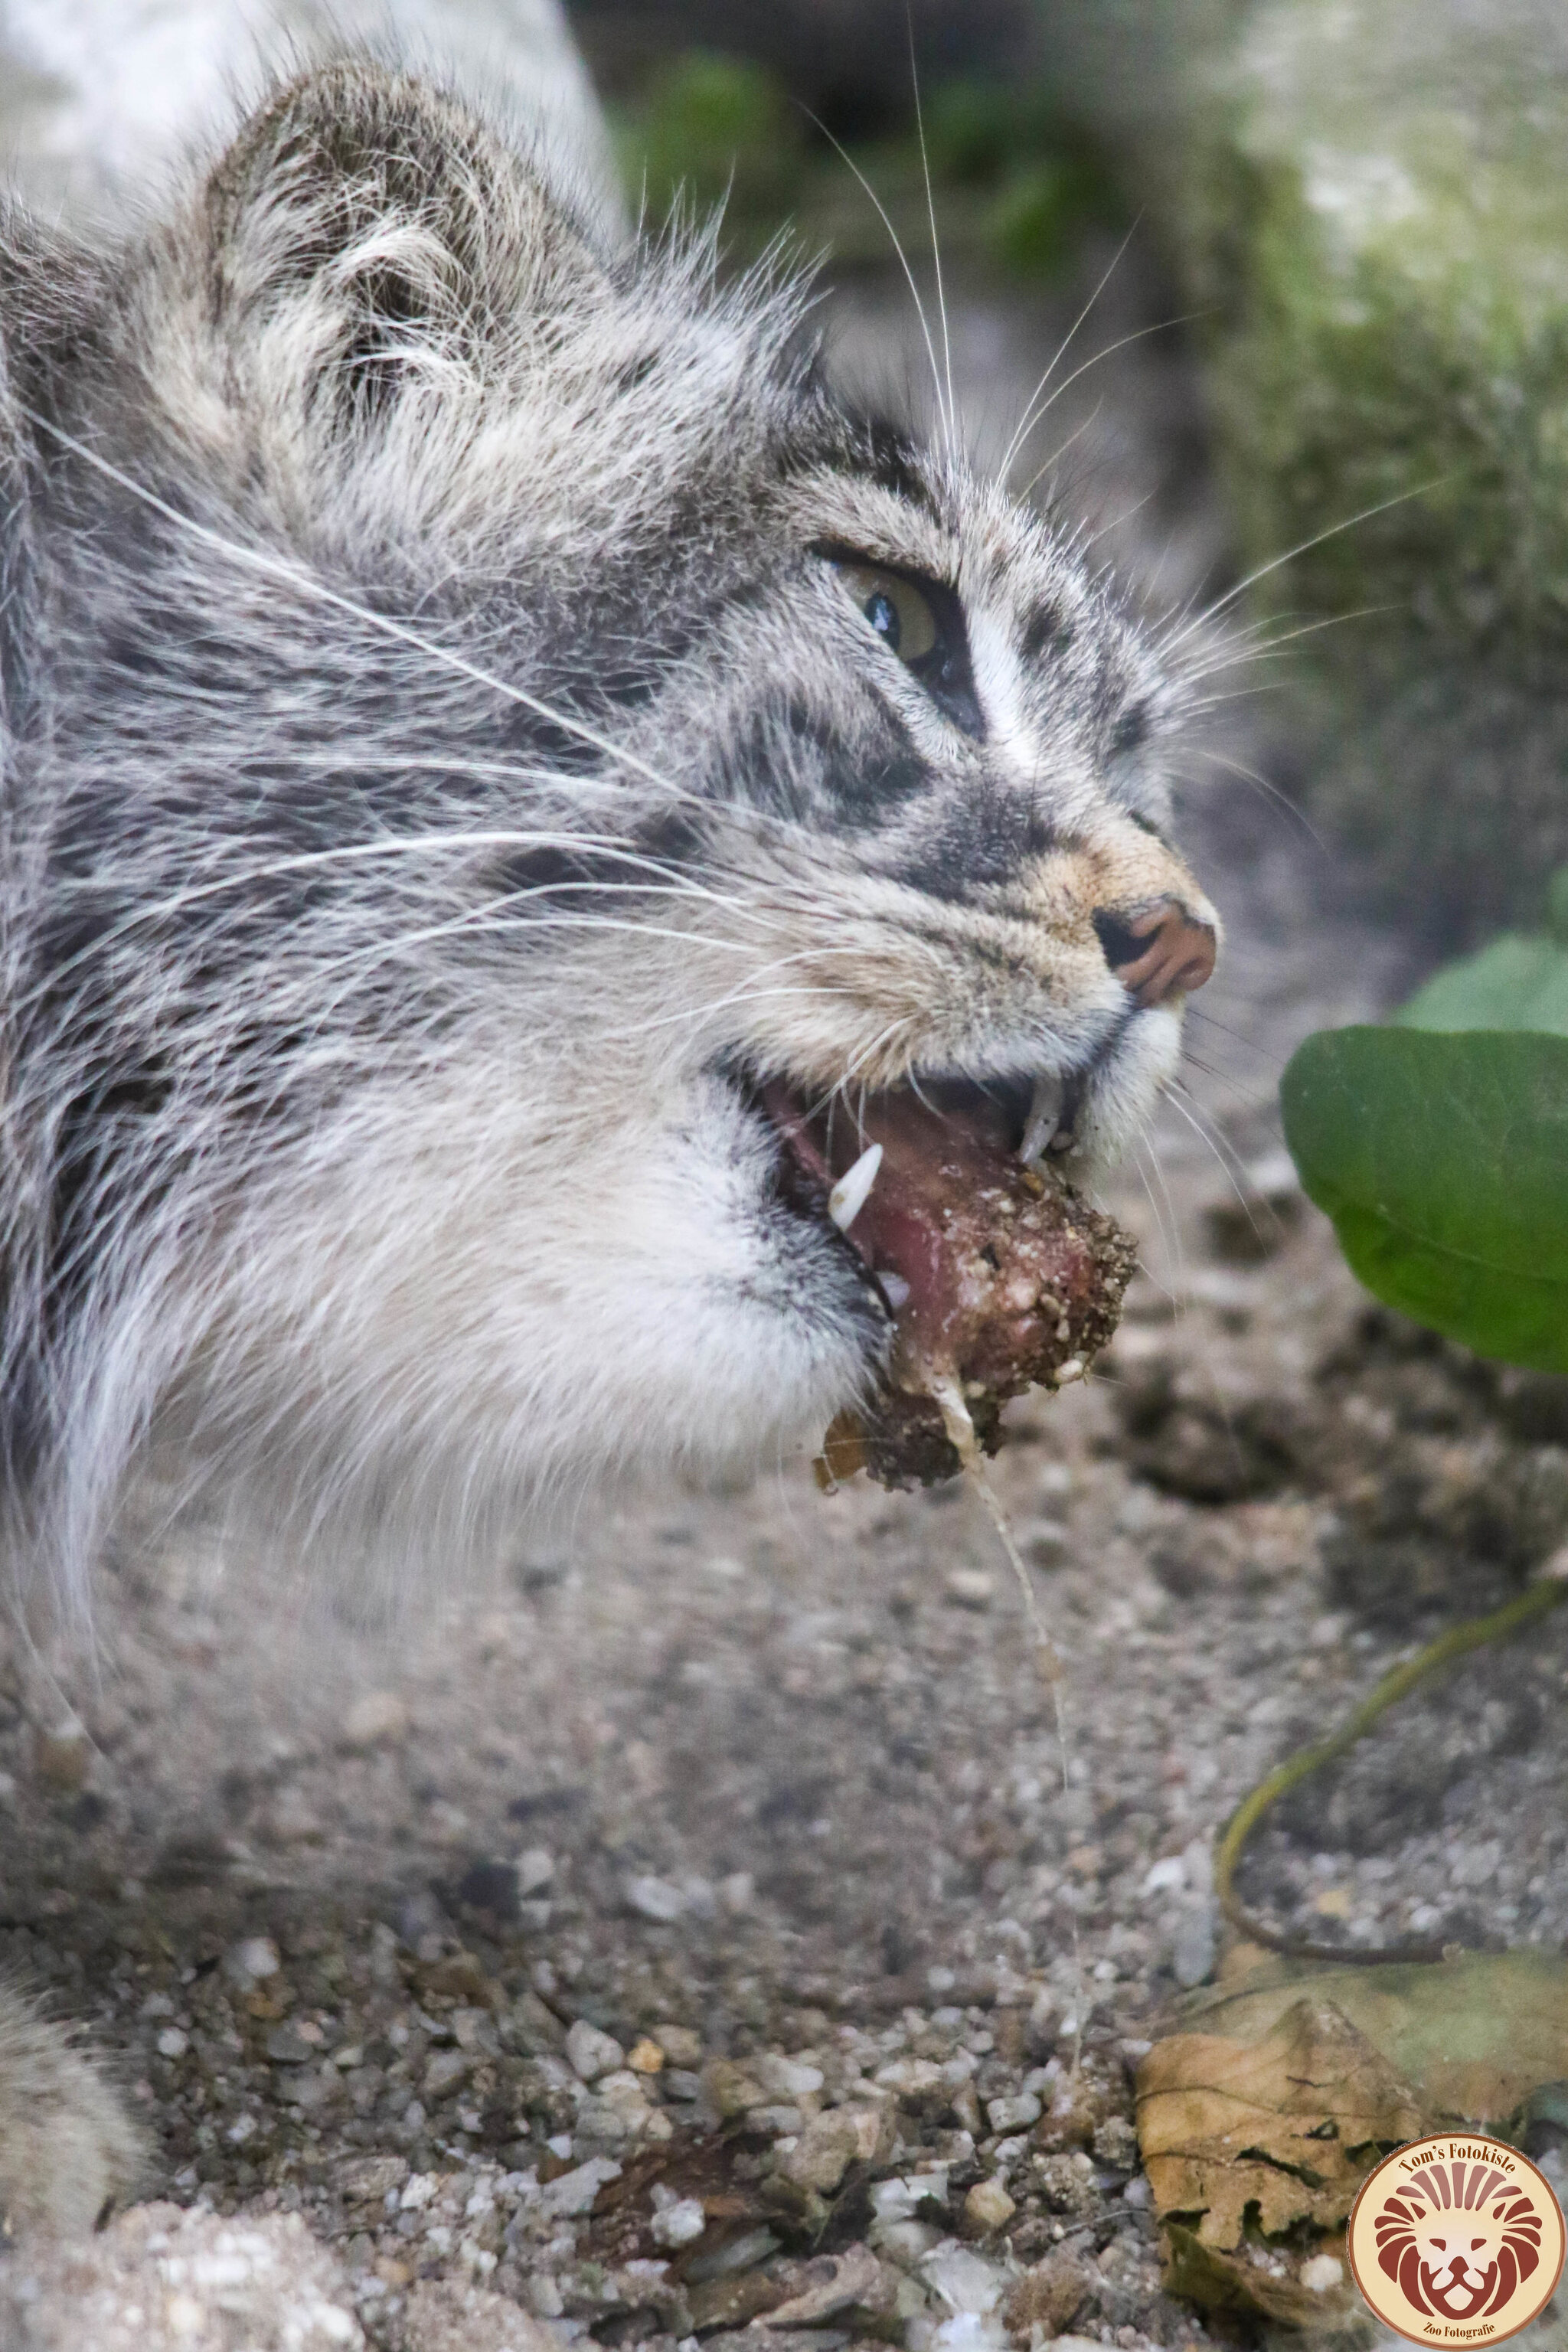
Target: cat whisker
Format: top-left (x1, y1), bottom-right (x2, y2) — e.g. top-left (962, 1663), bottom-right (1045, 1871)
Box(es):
top-left (1131, 1124), bottom-right (1183, 1292)
top-left (907, 24), bottom-right (956, 456)
top-left (800, 113), bottom-right (951, 447)
top-left (1170, 1045), bottom-right (1272, 1112)
top-left (8, 836), bottom-right (783, 1022)
top-left (796, 1016), bottom-right (923, 1128)
top-left (1161, 1079), bottom-right (1273, 1222)
top-left (1186, 745), bottom-right (1326, 849)
top-left (1181, 1003), bottom-right (1285, 1068)
top-left (995, 222), bottom-right (1146, 483)
top-left (1014, 396), bottom-right (1106, 505)
top-left (1001, 307), bottom-right (1203, 490)
top-left (1174, 607), bottom-right (1391, 688)
top-left (1158, 483), bottom-right (1440, 655)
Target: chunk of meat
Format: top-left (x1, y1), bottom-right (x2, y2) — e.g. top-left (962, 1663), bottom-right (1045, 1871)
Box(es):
top-left (814, 1090), bottom-right (1136, 1488)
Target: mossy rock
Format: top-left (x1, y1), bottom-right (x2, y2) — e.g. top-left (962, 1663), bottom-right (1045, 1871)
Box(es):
top-left (1191, 3), bottom-right (1568, 654)
top-left (1034, 0), bottom-right (1568, 924)
top-left (1184, 0), bottom-right (1568, 923)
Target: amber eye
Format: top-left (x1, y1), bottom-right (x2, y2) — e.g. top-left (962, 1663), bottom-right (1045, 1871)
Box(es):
top-left (832, 561), bottom-right (939, 664)
top-left (815, 544), bottom-right (984, 737)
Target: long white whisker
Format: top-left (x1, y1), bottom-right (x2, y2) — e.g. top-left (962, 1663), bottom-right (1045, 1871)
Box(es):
top-left (1016, 397), bottom-right (1105, 503)
top-left (1187, 746), bottom-right (1326, 849)
top-left (800, 113), bottom-right (949, 443)
top-left (1158, 484), bottom-right (1442, 653)
top-left (1002, 308), bottom-right (1203, 488)
top-left (11, 834), bottom-right (784, 1024)
top-left (1131, 1129), bottom-right (1181, 1288)
top-left (907, 23), bottom-right (955, 452)
top-left (1181, 1003), bottom-right (1282, 1067)
top-left (796, 1015), bottom-right (920, 1124)
top-left (1161, 1081), bottom-right (1269, 1217)
top-left (995, 220), bottom-right (1145, 482)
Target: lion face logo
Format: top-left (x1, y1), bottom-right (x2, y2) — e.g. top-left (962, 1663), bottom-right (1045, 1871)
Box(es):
top-left (1375, 2158), bottom-right (1545, 2322)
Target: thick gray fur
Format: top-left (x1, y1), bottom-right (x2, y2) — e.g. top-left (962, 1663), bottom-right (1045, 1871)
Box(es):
top-left (0, 51), bottom-right (1217, 2231)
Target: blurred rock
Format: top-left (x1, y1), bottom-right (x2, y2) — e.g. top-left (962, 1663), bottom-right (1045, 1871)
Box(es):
top-left (404, 2277), bottom-right (560, 2351)
top-left (1030, 0), bottom-right (1568, 926)
top-left (0, 0), bottom-right (618, 233)
top-left (1112, 1354), bottom-right (1309, 1501)
top-left (32, 1719), bottom-right (90, 1792)
top-left (339, 1690), bottom-right (410, 1751)
top-left (1188, 0), bottom-right (1568, 925)
top-left (1003, 2248), bottom-right (1093, 2341)
top-left (964, 2176), bottom-right (1018, 2233)
top-left (0, 2203), bottom-right (363, 2351)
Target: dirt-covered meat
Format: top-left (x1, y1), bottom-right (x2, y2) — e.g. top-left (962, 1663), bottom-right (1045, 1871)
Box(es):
top-left (765, 1080), bottom-right (1136, 1489)
top-left (826, 1095), bottom-right (1133, 1485)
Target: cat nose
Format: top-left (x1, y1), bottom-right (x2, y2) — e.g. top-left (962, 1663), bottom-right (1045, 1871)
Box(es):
top-left (1093, 900), bottom-right (1217, 1006)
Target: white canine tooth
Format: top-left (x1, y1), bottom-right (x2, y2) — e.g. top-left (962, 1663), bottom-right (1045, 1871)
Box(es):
top-left (1020, 1071), bottom-right (1064, 1165)
top-left (828, 1142), bottom-right (883, 1233)
top-left (878, 1271), bottom-right (911, 1310)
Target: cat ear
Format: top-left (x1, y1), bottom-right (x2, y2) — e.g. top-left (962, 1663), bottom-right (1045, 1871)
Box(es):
top-left (204, 62), bottom-right (606, 422)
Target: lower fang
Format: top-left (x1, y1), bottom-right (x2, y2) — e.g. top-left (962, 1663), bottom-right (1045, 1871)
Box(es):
top-left (828, 1142), bottom-right (883, 1233)
top-left (1020, 1072), bottom-right (1064, 1165)
top-left (878, 1271), bottom-right (911, 1309)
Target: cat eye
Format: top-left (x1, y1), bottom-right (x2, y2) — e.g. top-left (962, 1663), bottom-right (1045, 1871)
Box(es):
top-left (820, 550), bottom-right (984, 737)
top-left (833, 562), bottom-right (939, 664)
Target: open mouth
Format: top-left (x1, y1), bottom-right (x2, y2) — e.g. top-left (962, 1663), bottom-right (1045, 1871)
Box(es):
top-left (744, 1047), bottom-right (1138, 1485)
top-left (757, 1059), bottom-right (1100, 1334)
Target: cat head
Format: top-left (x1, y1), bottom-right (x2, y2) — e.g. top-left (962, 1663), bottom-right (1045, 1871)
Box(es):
top-left (5, 60), bottom-right (1218, 1574)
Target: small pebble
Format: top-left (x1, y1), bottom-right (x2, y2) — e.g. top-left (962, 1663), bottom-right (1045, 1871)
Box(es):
top-left (566, 2018), bottom-right (625, 2082)
top-left (624, 1874), bottom-right (687, 1922)
top-left (338, 1690), bottom-right (410, 1750)
top-left (514, 1845), bottom-right (555, 1894)
top-left (963, 2177), bottom-right (1017, 2233)
top-left (34, 1720), bottom-right (90, 1792)
top-left (779, 2109), bottom-right (865, 2193)
top-left (1301, 2254), bottom-right (1345, 2293)
top-left (651, 2194), bottom-right (707, 2249)
top-left (1170, 1902), bottom-right (1217, 1988)
top-left (224, 1936), bottom-right (282, 1988)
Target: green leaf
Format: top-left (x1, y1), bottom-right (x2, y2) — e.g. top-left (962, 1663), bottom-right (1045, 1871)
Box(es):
top-left (1280, 1027), bottom-right (1568, 1372)
top-left (1398, 932), bottom-right (1568, 1034)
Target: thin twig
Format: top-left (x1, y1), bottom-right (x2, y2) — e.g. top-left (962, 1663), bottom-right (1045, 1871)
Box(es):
top-left (1214, 1572), bottom-right (1568, 1966)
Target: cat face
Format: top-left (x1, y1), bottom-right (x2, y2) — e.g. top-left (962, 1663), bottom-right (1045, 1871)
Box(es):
top-left (4, 62), bottom-right (1217, 1573)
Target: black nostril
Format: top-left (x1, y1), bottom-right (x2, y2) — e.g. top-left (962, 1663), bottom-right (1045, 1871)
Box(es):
top-left (1092, 910), bottom-right (1145, 969)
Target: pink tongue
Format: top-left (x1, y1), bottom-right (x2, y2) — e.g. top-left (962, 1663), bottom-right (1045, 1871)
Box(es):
top-left (763, 1080), bottom-right (1025, 1361)
top-left (769, 1075), bottom-right (1136, 1489)
top-left (847, 1091), bottom-right (1019, 1360)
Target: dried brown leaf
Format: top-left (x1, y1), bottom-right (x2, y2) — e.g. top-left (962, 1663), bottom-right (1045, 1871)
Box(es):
top-left (1172, 1950), bottom-right (1568, 2128)
top-left (1136, 1995), bottom-right (1426, 2249)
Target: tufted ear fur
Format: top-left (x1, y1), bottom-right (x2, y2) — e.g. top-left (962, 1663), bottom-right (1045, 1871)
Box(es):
top-left (201, 63), bottom-right (612, 425)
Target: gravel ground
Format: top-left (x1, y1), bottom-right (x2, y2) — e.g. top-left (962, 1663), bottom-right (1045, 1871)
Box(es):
top-left (2, 250), bottom-right (1566, 2350)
